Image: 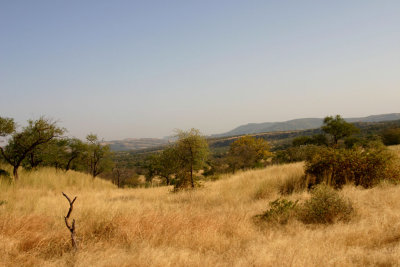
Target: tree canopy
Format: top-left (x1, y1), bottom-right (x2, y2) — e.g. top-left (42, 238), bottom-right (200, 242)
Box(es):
top-left (228, 136), bottom-right (271, 171)
top-left (322, 115), bottom-right (359, 145)
top-left (174, 128), bottom-right (209, 188)
top-left (0, 117), bottom-right (64, 180)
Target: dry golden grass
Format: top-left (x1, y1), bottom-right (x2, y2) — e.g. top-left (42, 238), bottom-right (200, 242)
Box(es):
top-left (389, 144), bottom-right (400, 157)
top-left (1, 160), bottom-right (400, 266)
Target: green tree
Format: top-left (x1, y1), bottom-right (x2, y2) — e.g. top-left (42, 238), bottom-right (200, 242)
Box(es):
top-left (146, 145), bottom-right (179, 185)
top-left (0, 117), bottom-right (64, 180)
top-left (381, 128), bottom-right (400, 146)
top-left (85, 134), bottom-right (114, 178)
top-left (321, 115), bottom-right (359, 145)
top-left (228, 136), bottom-right (271, 171)
top-left (21, 137), bottom-right (87, 171)
top-left (64, 138), bottom-right (87, 171)
top-left (174, 129), bottom-right (209, 188)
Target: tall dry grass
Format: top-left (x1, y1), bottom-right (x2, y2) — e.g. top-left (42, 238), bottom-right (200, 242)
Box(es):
top-left (0, 159), bottom-right (400, 266)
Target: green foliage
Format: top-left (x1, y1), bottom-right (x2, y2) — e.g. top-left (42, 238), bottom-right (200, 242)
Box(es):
top-left (146, 146), bottom-right (179, 185)
top-left (0, 117), bottom-right (15, 137)
top-left (305, 146), bottom-right (397, 188)
top-left (256, 198), bottom-right (298, 224)
top-left (203, 154), bottom-right (230, 176)
top-left (85, 134), bottom-right (114, 178)
top-left (292, 134), bottom-right (328, 147)
top-left (273, 145), bottom-right (324, 164)
top-left (173, 128), bottom-right (209, 189)
top-left (228, 136), bottom-right (271, 171)
top-left (297, 185), bottom-right (353, 224)
top-left (322, 115), bottom-right (359, 145)
top-left (381, 128), bottom-right (400, 146)
top-left (0, 117), bottom-right (64, 180)
top-left (344, 135), bottom-right (382, 149)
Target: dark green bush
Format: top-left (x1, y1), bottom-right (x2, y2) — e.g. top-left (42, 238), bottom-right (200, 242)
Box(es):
top-left (273, 145), bottom-right (325, 164)
top-left (297, 185), bottom-right (353, 224)
top-left (0, 169), bottom-right (10, 177)
top-left (256, 198), bottom-right (298, 224)
top-left (292, 134), bottom-right (328, 147)
top-left (381, 128), bottom-right (400, 146)
top-left (305, 146), bottom-right (398, 188)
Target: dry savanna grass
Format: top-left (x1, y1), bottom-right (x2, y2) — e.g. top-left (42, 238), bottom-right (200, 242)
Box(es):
top-left (1, 150), bottom-right (400, 266)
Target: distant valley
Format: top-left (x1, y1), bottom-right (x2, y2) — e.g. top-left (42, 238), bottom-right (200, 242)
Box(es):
top-left (103, 138), bottom-right (169, 151)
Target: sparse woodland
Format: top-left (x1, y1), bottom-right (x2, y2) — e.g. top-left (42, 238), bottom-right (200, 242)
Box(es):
top-left (1, 115), bottom-right (400, 266)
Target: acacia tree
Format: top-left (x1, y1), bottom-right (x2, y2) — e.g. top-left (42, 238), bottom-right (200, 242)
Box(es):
top-left (228, 135), bottom-right (271, 171)
top-left (85, 134), bottom-right (113, 178)
top-left (146, 145), bottom-right (179, 185)
top-left (174, 129), bottom-right (209, 188)
top-left (0, 117), bottom-right (64, 180)
top-left (322, 115), bottom-right (359, 145)
top-left (64, 138), bottom-right (86, 171)
top-left (21, 137), bottom-right (87, 171)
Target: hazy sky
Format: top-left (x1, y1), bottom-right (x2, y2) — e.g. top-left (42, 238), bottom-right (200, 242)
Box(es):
top-left (1, 1), bottom-right (399, 140)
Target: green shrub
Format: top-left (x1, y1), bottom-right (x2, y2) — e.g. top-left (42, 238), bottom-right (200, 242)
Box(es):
top-left (381, 128), bottom-right (400, 146)
top-left (292, 134), bottom-right (328, 147)
top-left (256, 198), bottom-right (298, 224)
top-left (305, 146), bottom-right (398, 188)
top-left (297, 185), bottom-right (353, 224)
top-left (273, 145), bottom-right (325, 164)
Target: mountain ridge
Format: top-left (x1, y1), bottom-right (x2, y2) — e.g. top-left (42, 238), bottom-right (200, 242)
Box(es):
top-left (105, 113), bottom-right (400, 151)
top-left (213, 113), bottom-right (400, 137)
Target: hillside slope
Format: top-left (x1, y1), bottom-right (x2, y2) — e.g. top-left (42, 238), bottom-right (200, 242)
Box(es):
top-left (216, 113), bottom-right (400, 137)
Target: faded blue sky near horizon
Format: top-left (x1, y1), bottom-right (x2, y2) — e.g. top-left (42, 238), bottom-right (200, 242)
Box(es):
top-left (1, 1), bottom-right (399, 140)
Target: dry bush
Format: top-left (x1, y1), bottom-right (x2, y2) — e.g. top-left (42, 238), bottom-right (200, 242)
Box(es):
top-left (297, 184), bottom-right (354, 224)
top-left (305, 146), bottom-right (399, 188)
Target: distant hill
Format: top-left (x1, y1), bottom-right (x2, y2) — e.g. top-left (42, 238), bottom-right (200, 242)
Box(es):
top-left (106, 113), bottom-right (400, 152)
top-left (103, 138), bottom-right (168, 151)
top-left (214, 113), bottom-right (400, 137)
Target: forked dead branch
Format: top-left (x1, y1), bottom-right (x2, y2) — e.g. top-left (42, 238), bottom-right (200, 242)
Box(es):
top-left (62, 192), bottom-right (77, 250)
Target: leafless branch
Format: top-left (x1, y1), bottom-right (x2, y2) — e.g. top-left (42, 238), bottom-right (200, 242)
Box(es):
top-left (62, 192), bottom-right (77, 250)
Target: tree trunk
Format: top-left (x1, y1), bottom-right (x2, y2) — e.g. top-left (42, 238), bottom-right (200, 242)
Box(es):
top-left (190, 166), bottom-right (194, 188)
top-left (65, 156), bottom-right (77, 171)
top-left (13, 166), bottom-right (19, 181)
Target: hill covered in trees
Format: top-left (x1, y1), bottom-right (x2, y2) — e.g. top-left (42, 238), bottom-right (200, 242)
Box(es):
top-left (214, 113), bottom-right (400, 137)
top-left (104, 113), bottom-right (400, 152)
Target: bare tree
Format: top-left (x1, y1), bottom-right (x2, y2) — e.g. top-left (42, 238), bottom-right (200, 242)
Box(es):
top-left (62, 192), bottom-right (77, 250)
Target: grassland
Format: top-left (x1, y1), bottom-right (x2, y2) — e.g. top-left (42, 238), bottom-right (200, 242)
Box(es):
top-left (1, 146), bottom-right (400, 266)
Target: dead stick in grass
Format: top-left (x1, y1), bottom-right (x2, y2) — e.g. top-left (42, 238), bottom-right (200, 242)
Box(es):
top-left (62, 192), bottom-right (77, 250)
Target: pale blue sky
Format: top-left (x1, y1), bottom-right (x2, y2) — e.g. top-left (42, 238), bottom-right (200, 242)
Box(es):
top-left (1, 1), bottom-right (399, 140)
